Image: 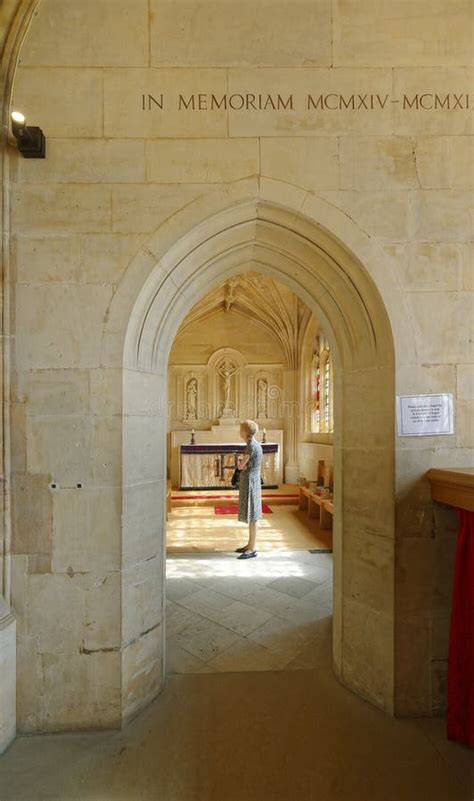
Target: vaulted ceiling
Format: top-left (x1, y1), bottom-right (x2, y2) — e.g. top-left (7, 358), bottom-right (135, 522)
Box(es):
top-left (175, 272), bottom-right (317, 367)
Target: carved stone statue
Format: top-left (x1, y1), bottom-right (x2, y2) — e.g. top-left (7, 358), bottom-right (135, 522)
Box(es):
top-left (217, 358), bottom-right (238, 416)
top-left (256, 377), bottom-right (268, 418)
top-left (185, 377), bottom-right (198, 420)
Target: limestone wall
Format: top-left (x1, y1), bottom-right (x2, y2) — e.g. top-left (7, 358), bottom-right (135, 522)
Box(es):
top-left (298, 443), bottom-right (334, 484)
top-left (2, 0), bottom-right (473, 735)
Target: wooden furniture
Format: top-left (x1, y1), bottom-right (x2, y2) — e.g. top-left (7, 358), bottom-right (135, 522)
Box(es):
top-left (425, 468), bottom-right (474, 749)
top-left (298, 486), bottom-right (333, 528)
top-left (320, 500), bottom-right (334, 529)
top-left (298, 485), bottom-right (311, 510)
top-left (426, 468), bottom-right (474, 512)
top-left (317, 460), bottom-right (325, 486)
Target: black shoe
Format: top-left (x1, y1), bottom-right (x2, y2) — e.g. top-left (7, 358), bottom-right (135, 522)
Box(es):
top-left (237, 550), bottom-right (257, 560)
top-left (235, 545), bottom-right (250, 553)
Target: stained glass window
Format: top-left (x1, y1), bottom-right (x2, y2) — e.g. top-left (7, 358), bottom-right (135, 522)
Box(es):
top-left (309, 333), bottom-right (333, 434)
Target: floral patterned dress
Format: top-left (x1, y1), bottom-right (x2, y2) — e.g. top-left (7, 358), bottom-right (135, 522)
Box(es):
top-left (238, 435), bottom-right (263, 523)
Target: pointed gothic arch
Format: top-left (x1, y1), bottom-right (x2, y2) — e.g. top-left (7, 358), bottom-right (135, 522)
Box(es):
top-left (117, 192), bottom-right (400, 721)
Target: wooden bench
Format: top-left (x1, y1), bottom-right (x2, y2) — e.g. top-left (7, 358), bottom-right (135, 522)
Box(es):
top-left (298, 486), bottom-right (310, 510)
top-left (308, 492), bottom-right (322, 520)
top-left (320, 499), bottom-right (334, 529)
top-left (298, 486), bottom-right (333, 529)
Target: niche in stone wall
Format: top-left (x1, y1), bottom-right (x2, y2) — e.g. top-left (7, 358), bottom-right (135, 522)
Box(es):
top-left (208, 347), bottom-right (246, 420)
top-left (167, 273), bottom-right (293, 430)
top-left (251, 369), bottom-right (283, 421)
top-left (169, 347), bottom-right (284, 426)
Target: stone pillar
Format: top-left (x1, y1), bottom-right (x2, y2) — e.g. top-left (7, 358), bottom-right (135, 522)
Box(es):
top-left (283, 366), bottom-right (300, 484)
top-left (0, 89), bottom-right (17, 753)
top-left (121, 367), bottom-right (166, 722)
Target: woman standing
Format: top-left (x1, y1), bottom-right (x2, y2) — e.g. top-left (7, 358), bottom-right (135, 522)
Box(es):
top-left (235, 419), bottom-right (263, 560)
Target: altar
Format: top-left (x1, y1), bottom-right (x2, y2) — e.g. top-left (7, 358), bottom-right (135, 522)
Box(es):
top-left (180, 442), bottom-right (280, 490)
top-left (170, 427), bottom-right (284, 489)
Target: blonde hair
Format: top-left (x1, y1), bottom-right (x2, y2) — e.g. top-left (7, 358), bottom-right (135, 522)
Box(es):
top-left (241, 419), bottom-right (258, 437)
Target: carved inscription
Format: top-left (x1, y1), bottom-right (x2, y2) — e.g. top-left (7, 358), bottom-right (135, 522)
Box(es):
top-left (141, 92), bottom-right (472, 112)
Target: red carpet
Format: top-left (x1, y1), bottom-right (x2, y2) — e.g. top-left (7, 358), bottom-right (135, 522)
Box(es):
top-left (215, 504), bottom-right (273, 515)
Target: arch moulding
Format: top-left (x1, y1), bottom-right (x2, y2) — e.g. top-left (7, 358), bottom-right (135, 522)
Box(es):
top-left (117, 186), bottom-right (401, 721)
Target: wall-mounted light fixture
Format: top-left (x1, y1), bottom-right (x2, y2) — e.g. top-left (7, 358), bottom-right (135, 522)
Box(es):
top-left (10, 111), bottom-right (46, 158)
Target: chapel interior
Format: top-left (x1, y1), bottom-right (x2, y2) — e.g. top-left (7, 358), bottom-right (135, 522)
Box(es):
top-left (165, 273), bottom-right (335, 674)
top-left (0, 1), bottom-right (473, 800)
top-left (166, 272), bottom-right (334, 544)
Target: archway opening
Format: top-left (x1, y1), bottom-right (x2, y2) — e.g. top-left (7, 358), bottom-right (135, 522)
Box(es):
top-left (164, 271), bottom-right (335, 675)
top-left (121, 198), bottom-right (395, 723)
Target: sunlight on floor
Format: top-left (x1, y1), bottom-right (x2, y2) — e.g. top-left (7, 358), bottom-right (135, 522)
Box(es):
top-left (166, 555), bottom-right (307, 579)
top-left (165, 551), bottom-right (334, 677)
top-left (166, 504), bottom-right (332, 553)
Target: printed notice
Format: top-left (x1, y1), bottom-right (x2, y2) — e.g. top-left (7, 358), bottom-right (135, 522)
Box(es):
top-left (396, 394), bottom-right (454, 437)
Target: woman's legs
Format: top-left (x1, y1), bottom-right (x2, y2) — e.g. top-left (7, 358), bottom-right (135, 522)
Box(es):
top-left (248, 520), bottom-right (258, 551)
top-left (235, 520), bottom-right (258, 553)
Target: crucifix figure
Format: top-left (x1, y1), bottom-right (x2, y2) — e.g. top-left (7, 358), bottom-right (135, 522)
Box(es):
top-left (218, 358), bottom-right (239, 415)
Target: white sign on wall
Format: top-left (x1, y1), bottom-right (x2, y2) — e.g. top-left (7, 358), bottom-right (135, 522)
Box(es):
top-left (396, 393), bottom-right (454, 437)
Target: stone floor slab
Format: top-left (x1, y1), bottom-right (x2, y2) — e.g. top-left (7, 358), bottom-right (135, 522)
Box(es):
top-left (1, 669), bottom-right (470, 801)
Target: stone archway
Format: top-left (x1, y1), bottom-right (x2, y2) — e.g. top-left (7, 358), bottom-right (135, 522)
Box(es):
top-left (0, 0), bottom-right (464, 755)
top-left (118, 194), bottom-right (399, 723)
